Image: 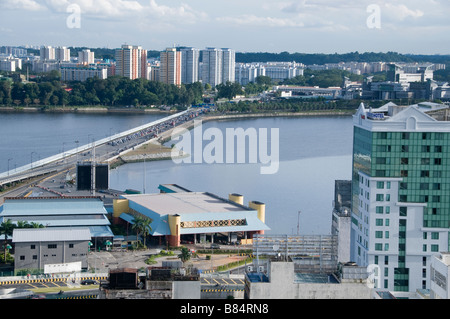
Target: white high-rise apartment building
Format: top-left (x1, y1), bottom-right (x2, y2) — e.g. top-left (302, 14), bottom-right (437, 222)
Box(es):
top-left (55, 47), bottom-right (71, 62)
top-left (40, 46), bottom-right (55, 61)
top-left (115, 45), bottom-right (147, 80)
top-left (78, 49), bottom-right (95, 64)
top-left (180, 47), bottom-right (200, 84)
top-left (201, 48), bottom-right (222, 87)
top-left (201, 47), bottom-right (236, 87)
top-left (221, 48), bottom-right (235, 83)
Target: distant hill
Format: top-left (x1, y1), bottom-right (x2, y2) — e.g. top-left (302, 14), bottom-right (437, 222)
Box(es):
top-left (235, 51), bottom-right (450, 65)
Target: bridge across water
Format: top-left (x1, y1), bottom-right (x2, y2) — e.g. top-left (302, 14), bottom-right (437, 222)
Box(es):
top-left (0, 109), bottom-right (204, 188)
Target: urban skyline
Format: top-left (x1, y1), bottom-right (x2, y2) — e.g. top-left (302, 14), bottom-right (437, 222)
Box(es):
top-left (0, 0), bottom-right (449, 55)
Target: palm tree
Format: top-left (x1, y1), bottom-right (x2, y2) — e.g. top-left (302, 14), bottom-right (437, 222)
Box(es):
top-left (139, 218), bottom-right (152, 248)
top-left (0, 219), bottom-right (15, 263)
top-left (178, 247), bottom-right (191, 263)
top-left (131, 216), bottom-right (152, 249)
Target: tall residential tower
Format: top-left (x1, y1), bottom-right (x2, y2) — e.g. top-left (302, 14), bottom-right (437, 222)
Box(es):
top-left (115, 45), bottom-right (147, 80)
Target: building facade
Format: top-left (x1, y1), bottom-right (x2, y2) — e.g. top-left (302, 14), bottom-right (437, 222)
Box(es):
top-left (60, 65), bottom-right (108, 82)
top-left (78, 49), bottom-right (95, 64)
top-left (112, 185), bottom-right (269, 247)
top-left (201, 48), bottom-right (236, 87)
top-left (115, 45), bottom-right (147, 80)
top-left (160, 48), bottom-right (182, 86)
top-left (180, 47), bottom-right (200, 84)
top-left (12, 227), bottom-right (91, 272)
top-left (350, 102), bottom-right (450, 293)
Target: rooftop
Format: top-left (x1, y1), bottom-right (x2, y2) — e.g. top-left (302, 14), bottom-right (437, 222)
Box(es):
top-left (122, 192), bottom-right (251, 216)
top-left (12, 227), bottom-right (91, 243)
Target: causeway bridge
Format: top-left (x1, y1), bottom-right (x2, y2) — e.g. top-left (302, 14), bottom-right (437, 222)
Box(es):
top-left (0, 108), bottom-right (205, 189)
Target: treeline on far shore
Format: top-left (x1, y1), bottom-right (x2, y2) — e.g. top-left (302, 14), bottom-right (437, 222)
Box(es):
top-left (0, 72), bottom-right (204, 109)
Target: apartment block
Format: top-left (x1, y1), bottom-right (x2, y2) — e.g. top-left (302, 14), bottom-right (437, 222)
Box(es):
top-left (115, 45), bottom-right (148, 80)
top-left (160, 47), bottom-right (182, 86)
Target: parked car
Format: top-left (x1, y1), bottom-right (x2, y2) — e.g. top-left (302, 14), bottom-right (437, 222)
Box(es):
top-left (210, 243), bottom-right (220, 249)
top-left (81, 279), bottom-right (97, 285)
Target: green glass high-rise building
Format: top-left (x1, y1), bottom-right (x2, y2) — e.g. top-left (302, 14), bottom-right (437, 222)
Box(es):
top-left (351, 102), bottom-right (450, 293)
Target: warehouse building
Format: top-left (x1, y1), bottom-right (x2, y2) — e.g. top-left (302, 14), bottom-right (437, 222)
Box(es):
top-left (112, 185), bottom-right (269, 247)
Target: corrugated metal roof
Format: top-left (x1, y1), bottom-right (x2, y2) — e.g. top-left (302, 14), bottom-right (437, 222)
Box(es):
top-left (1, 197), bottom-right (107, 217)
top-left (12, 227), bottom-right (92, 243)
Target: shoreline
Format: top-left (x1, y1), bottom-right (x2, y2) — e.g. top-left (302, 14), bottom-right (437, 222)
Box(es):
top-left (109, 110), bottom-right (353, 167)
top-left (0, 106), bottom-right (176, 114)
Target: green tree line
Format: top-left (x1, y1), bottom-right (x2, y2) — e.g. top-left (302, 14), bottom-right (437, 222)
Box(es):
top-left (0, 74), bottom-right (204, 108)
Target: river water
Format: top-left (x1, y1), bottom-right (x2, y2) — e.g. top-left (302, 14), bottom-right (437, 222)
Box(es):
top-left (0, 112), bottom-right (354, 235)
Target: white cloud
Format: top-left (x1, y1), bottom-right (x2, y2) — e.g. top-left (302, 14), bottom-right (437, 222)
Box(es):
top-left (384, 3), bottom-right (424, 21)
top-left (1, 0), bottom-right (43, 11)
top-left (216, 14), bottom-right (305, 28)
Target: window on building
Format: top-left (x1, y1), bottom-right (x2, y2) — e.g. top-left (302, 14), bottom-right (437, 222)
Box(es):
top-left (400, 207), bottom-right (407, 216)
top-left (48, 244), bottom-right (57, 249)
top-left (376, 181), bottom-right (384, 189)
top-left (401, 158), bottom-right (409, 165)
top-left (30, 245), bottom-right (35, 249)
top-left (376, 194), bottom-right (384, 201)
top-left (401, 145), bottom-right (409, 152)
top-left (401, 170), bottom-right (408, 177)
top-left (376, 219), bottom-right (383, 226)
top-left (69, 244), bottom-right (74, 248)
top-left (435, 146), bottom-right (442, 153)
top-left (421, 170), bottom-right (429, 177)
top-left (431, 232), bottom-right (439, 240)
top-left (431, 245), bottom-right (439, 252)
top-left (421, 158), bottom-right (430, 165)
top-left (376, 206), bottom-right (384, 214)
top-left (20, 256), bottom-right (25, 260)
top-left (33, 255), bottom-right (37, 260)
top-left (422, 145), bottom-right (430, 152)
top-left (434, 158), bottom-right (442, 165)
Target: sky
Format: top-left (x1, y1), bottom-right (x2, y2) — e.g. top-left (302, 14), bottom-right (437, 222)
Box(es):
top-left (0, 0), bottom-right (449, 54)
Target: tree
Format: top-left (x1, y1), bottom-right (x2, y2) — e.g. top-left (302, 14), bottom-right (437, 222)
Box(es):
top-left (178, 247), bottom-right (191, 263)
top-left (0, 219), bottom-right (15, 263)
top-left (131, 215), bottom-right (152, 248)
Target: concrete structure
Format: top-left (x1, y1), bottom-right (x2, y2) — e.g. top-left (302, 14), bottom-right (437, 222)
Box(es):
top-left (430, 252), bottom-right (450, 299)
top-left (112, 185), bottom-right (269, 247)
top-left (40, 46), bottom-right (55, 61)
top-left (201, 48), bottom-right (236, 87)
top-left (332, 180), bottom-right (352, 263)
top-left (180, 47), bottom-right (200, 84)
top-left (55, 47), bottom-right (71, 62)
top-left (78, 49), bottom-right (95, 65)
top-left (115, 45), bottom-right (147, 80)
top-left (160, 47), bottom-right (182, 86)
top-left (351, 101), bottom-right (450, 293)
top-left (0, 197), bottom-right (114, 249)
top-left (12, 227), bottom-right (91, 272)
top-left (273, 85), bottom-right (342, 99)
top-left (99, 265), bottom-right (200, 299)
top-left (60, 65), bottom-right (108, 82)
top-left (244, 259), bottom-right (371, 299)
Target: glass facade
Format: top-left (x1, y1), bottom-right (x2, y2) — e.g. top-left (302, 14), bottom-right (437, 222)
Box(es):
top-left (352, 123), bottom-right (450, 292)
top-left (353, 127), bottom-right (450, 229)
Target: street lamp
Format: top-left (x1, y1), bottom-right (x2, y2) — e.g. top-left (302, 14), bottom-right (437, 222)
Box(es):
top-left (7, 158), bottom-right (12, 176)
top-left (30, 152), bottom-right (36, 169)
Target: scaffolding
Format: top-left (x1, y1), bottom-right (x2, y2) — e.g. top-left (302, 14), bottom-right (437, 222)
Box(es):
top-left (252, 234), bottom-right (338, 274)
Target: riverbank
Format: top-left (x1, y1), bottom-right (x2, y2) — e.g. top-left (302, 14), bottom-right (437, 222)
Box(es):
top-left (0, 106), bottom-right (176, 114)
top-left (108, 109), bottom-right (354, 167)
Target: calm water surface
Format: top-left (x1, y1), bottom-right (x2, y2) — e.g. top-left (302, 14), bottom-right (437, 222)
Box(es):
top-left (0, 112), bottom-right (354, 235)
top-left (110, 116), bottom-right (354, 235)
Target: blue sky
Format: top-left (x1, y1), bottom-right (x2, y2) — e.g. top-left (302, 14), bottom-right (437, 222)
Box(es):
top-left (1, 0), bottom-right (449, 54)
